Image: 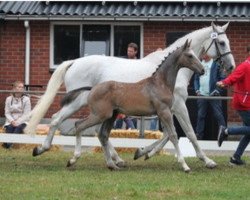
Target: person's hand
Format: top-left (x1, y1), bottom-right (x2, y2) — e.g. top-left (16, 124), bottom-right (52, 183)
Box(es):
top-left (216, 81), bottom-right (225, 88)
top-left (11, 120), bottom-right (18, 127)
top-left (196, 90), bottom-right (201, 96)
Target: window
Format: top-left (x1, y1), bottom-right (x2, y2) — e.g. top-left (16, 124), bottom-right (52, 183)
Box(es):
top-left (51, 23), bottom-right (142, 69)
top-left (114, 26), bottom-right (141, 58)
top-left (54, 25), bottom-right (80, 65)
top-left (82, 25), bottom-right (110, 57)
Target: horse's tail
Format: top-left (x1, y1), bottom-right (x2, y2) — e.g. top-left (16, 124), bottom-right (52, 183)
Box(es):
top-left (24, 60), bottom-right (75, 135)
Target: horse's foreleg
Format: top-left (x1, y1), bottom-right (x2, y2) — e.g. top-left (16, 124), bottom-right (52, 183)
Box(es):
top-left (160, 108), bottom-right (190, 172)
top-left (172, 99), bottom-right (217, 168)
top-left (33, 92), bottom-right (89, 157)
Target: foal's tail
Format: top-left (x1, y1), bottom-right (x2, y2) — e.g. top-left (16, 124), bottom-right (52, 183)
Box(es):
top-left (24, 60), bottom-right (75, 135)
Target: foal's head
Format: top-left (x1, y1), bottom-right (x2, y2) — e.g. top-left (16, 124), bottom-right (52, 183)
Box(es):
top-left (177, 40), bottom-right (205, 75)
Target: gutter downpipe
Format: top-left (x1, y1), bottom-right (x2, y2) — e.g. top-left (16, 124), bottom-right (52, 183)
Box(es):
top-left (24, 20), bottom-right (30, 87)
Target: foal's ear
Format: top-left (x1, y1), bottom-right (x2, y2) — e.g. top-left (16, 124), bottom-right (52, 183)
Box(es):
top-left (183, 39), bottom-right (189, 50)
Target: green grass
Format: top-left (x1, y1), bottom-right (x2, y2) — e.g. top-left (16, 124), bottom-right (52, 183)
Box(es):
top-left (0, 148), bottom-right (250, 200)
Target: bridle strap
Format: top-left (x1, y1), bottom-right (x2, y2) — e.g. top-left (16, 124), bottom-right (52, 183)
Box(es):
top-left (204, 31), bottom-right (232, 63)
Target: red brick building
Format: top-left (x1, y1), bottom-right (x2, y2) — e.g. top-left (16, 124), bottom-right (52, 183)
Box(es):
top-left (0, 1), bottom-right (250, 137)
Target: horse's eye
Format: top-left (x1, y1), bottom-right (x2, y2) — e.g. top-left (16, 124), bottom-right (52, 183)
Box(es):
top-left (219, 41), bottom-right (225, 46)
top-left (188, 54), bottom-right (193, 58)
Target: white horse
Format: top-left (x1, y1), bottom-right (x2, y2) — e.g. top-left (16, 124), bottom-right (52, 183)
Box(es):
top-left (25, 22), bottom-right (235, 168)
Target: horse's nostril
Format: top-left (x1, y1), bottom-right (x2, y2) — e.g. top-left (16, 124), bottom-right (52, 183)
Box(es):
top-left (201, 69), bottom-right (205, 75)
top-left (229, 65), bottom-right (234, 71)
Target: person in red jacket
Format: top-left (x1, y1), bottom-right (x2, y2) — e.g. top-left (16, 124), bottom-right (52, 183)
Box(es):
top-left (217, 46), bottom-right (250, 165)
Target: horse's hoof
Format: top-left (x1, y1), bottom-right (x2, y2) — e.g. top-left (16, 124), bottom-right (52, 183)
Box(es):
top-left (32, 147), bottom-right (39, 157)
top-left (184, 168), bottom-right (191, 173)
top-left (134, 148), bottom-right (143, 160)
top-left (205, 161), bottom-right (217, 169)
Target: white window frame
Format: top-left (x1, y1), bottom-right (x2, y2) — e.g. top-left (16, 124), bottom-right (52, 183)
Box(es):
top-left (50, 21), bottom-right (143, 69)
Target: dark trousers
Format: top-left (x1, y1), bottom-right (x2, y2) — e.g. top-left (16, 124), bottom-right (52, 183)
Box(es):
top-left (228, 110), bottom-right (250, 159)
top-left (3, 123), bottom-right (26, 148)
top-left (196, 99), bottom-right (226, 139)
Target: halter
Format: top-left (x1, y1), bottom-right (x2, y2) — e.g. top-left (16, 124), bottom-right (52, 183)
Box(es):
top-left (204, 32), bottom-right (232, 68)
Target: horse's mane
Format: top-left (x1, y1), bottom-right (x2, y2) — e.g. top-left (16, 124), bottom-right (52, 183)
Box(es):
top-left (143, 25), bottom-right (212, 66)
top-left (151, 46), bottom-right (182, 76)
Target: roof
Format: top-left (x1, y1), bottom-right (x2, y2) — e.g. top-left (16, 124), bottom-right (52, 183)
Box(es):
top-left (0, 1), bottom-right (250, 22)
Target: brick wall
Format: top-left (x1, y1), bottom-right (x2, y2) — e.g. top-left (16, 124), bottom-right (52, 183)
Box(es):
top-left (1, 20), bottom-right (249, 123)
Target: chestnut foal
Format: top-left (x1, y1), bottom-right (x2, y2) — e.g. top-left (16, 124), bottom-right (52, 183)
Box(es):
top-left (68, 40), bottom-right (204, 172)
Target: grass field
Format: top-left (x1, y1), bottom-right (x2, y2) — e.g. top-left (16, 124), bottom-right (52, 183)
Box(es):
top-left (0, 148), bottom-right (250, 200)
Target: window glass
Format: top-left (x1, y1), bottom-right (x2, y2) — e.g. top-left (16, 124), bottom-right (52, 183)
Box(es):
top-left (114, 26), bottom-right (140, 58)
top-left (82, 25), bottom-right (110, 56)
top-left (54, 25), bottom-right (80, 64)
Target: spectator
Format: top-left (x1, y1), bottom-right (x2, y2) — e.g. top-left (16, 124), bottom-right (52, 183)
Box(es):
top-left (217, 46), bottom-right (250, 165)
top-left (114, 42), bottom-right (138, 129)
top-left (2, 81), bottom-right (31, 149)
top-left (194, 53), bottom-right (226, 140)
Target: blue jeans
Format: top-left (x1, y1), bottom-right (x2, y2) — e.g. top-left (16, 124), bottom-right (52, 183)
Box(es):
top-left (228, 110), bottom-right (250, 159)
top-left (3, 123), bottom-right (26, 148)
top-left (196, 99), bottom-right (226, 139)
top-left (150, 117), bottom-right (158, 131)
top-left (114, 117), bottom-right (135, 129)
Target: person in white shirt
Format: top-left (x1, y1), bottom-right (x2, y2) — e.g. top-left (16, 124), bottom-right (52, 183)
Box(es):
top-left (194, 53), bottom-right (226, 140)
top-left (2, 81), bottom-right (31, 149)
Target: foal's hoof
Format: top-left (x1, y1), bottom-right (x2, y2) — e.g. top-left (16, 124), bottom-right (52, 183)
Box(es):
top-left (144, 153), bottom-right (150, 161)
top-left (134, 148), bottom-right (143, 160)
top-left (116, 161), bottom-right (127, 168)
top-left (66, 160), bottom-right (75, 168)
top-left (32, 147), bottom-right (39, 157)
top-left (107, 163), bottom-right (120, 171)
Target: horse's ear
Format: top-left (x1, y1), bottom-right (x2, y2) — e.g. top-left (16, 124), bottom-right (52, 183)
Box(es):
top-left (222, 22), bottom-right (229, 32)
top-left (183, 39), bottom-right (189, 50)
top-left (211, 21), bottom-right (218, 32)
top-left (188, 39), bottom-right (192, 47)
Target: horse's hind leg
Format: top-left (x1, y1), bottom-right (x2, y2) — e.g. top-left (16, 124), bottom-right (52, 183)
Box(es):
top-left (159, 108), bottom-right (190, 172)
top-left (172, 99), bottom-right (217, 168)
top-left (33, 91), bottom-right (89, 156)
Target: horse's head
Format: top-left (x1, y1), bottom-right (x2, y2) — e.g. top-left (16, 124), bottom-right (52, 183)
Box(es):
top-left (178, 40), bottom-right (205, 75)
top-left (203, 22), bottom-right (235, 72)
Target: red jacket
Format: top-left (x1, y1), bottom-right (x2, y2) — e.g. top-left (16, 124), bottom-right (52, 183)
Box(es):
top-left (222, 56), bottom-right (250, 110)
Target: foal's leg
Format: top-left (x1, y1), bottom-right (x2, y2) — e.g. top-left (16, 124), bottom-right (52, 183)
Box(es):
top-left (134, 135), bottom-right (166, 160)
top-left (171, 98), bottom-right (217, 168)
top-left (67, 114), bottom-right (103, 167)
top-left (159, 108), bottom-right (190, 172)
top-left (33, 91), bottom-right (89, 156)
top-left (100, 116), bottom-right (126, 168)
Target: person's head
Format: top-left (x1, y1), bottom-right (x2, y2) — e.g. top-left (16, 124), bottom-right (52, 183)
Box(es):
top-left (12, 81), bottom-right (24, 97)
top-left (247, 46), bottom-right (250, 54)
top-left (127, 43), bottom-right (138, 59)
